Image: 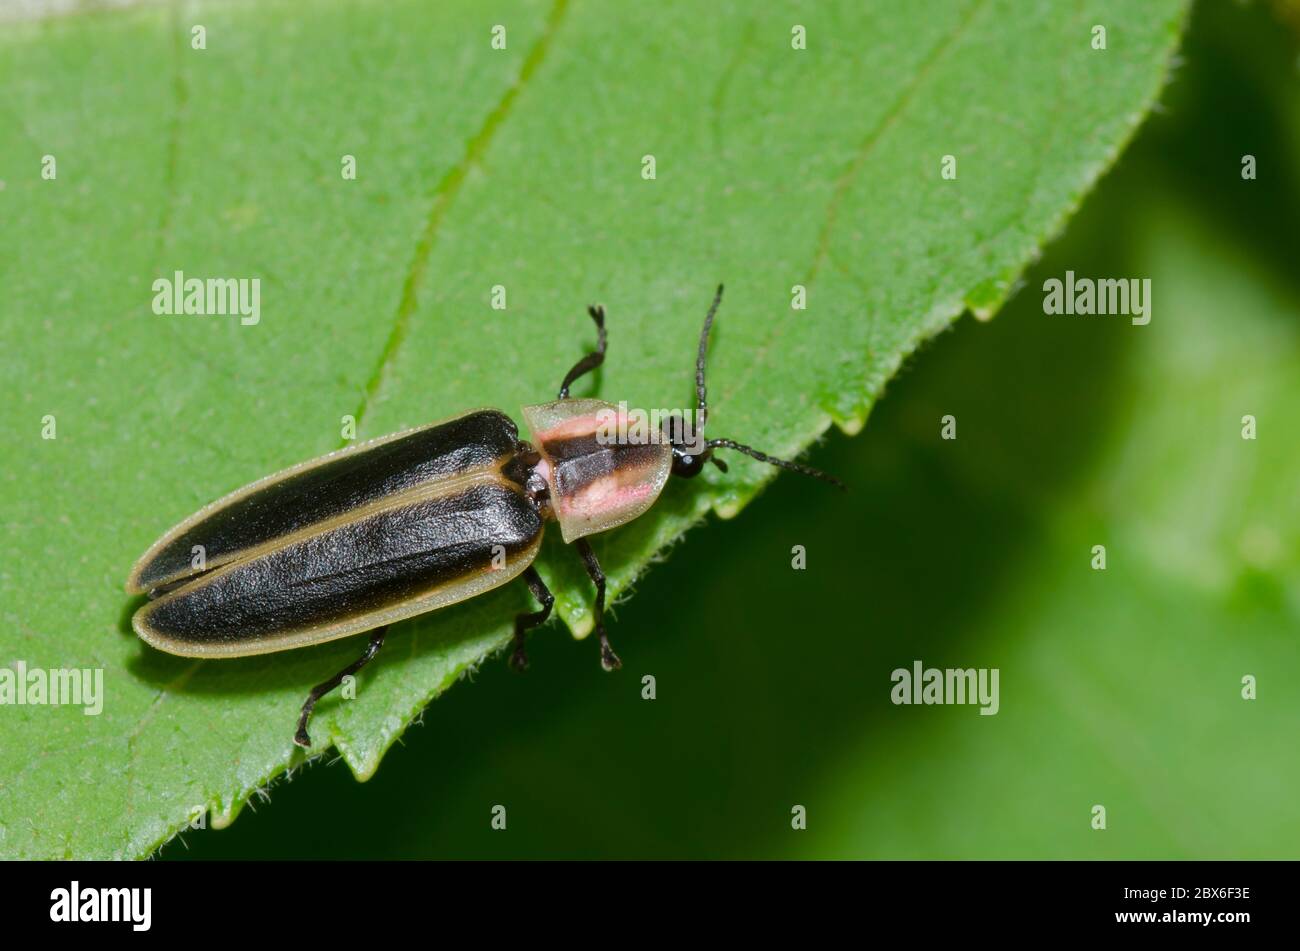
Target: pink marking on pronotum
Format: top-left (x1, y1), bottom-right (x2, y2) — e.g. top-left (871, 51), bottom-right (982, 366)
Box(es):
top-left (537, 410), bottom-right (614, 441)
top-left (557, 474), bottom-right (658, 519)
top-left (538, 406), bottom-right (656, 445)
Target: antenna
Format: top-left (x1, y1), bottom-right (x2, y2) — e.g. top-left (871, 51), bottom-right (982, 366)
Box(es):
top-left (689, 284), bottom-right (844, 489)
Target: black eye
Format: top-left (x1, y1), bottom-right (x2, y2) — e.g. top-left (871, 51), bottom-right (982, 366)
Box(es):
top-left (671, 449), bottom-right (705, 478)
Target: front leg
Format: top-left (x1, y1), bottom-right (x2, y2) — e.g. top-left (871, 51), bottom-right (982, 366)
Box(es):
top-left (576, 537), bottom-right (621, 671)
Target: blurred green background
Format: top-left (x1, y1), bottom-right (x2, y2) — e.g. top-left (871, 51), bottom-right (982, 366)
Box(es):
top-left (163, 0), bottom-right (1300, 859)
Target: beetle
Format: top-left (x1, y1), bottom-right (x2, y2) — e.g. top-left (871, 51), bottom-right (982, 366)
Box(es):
top-left (126, 286), bottom-right (842, 747)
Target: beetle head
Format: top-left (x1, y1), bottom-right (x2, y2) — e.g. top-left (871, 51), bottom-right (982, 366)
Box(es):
top-left (660, 411), bottom-right (720, 479)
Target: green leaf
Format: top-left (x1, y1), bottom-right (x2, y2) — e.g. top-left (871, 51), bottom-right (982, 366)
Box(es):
top-left (0, 0), bottom-right (1186, 858)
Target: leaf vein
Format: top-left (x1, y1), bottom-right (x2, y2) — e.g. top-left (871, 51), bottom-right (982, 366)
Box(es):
top-left (713, 0), bottom-right (991, 436)
top-left (343, 0), bottom-right (571, 445)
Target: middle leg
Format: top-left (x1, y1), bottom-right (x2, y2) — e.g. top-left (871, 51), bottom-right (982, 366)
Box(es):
top-left (510, 565), bottom-right (554, 671)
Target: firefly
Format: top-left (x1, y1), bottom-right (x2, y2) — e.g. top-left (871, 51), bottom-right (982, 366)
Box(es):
top-left (126, 286), bottom-right (842, 747)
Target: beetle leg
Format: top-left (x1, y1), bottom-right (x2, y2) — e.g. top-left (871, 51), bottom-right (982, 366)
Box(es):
top-left (294, 626), bottom-right (387, 748)
top-left (557, 304), bottom-right (607, 399)
top-left (510, 566), bottom-right (554, 671)
top-left (575, 538), bottom-right (621, 671)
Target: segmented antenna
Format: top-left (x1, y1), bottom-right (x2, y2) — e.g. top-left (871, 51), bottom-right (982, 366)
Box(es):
top-left (706, 438), bottom-right (846, 490)
top-left (691, 283), bottom-right (844, 489)
top-left (694, 284), bottom-right (725, 434)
